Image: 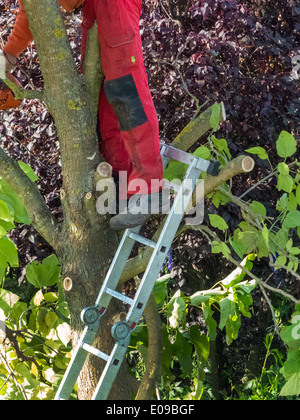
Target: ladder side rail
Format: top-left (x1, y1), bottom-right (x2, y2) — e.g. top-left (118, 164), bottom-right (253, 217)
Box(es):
top-left (126, 162), bottom-right (202, 326)
top-left (92, 338), bottom-right (130, 400)
top-left (54, 327), bottom-right (96, 400)
top-left (160, 143), bottom-right (170, 171)
top-left (162, 144), bottom-right (212, 173)
top-left (95, 225), bottom-right (141, 309)
top-left (92, 160), bottom-right (202, 400)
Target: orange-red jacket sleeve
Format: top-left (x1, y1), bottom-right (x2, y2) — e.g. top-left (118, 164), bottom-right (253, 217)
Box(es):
top-left (81, 0), bottom-right (96, 66)
top-left (60, 0), bottom-right (85, 12)
top-left (3, 0), bottom-right (32, 58)
top-left (3, 0), bottom-right (85, 58)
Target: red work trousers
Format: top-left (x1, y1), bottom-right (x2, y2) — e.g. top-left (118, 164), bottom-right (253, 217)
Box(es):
top-left (81, 0), bottom-right (163, 198)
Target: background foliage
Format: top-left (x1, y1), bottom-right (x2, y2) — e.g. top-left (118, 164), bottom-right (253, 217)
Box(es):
top-left (0, 0), bottom-right (300, 400)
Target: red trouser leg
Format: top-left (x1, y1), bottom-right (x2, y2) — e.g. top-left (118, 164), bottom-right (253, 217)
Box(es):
top-left (92, 0), bottom-right (163, 197)
top-left (98, 83), bottom-right (132, 175)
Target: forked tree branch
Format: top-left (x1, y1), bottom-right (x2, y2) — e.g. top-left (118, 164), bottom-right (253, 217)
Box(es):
top-left (3, 77), bottom-right (44, 101)
top-left (0, 147), bottom-right (59, 251)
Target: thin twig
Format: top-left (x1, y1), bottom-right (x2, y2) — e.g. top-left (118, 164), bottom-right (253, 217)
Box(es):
top-left (182, 224), bottom-right (299, 304)
top-left (0, 350), bottom-right (28, 400)
top-left (258, 276), bottom-right (281, 336)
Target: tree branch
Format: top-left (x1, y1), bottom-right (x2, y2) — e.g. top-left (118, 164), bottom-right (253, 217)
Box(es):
top-left (190, 225), bottom-right (299, 304)
top-left (82, 22), bottom-right (104, 115)
top-left (170, 102), bottom-right (226, 151)
top-left (187, 154), bottom-right (254, 212)
top-left (120, 155), bottom-right (254, 284)
top-left (22, 0), bottom-right (102, 227)
top-left (0, 147), bottom-right (59, 251)
top-left (3, 77), bottom-right (44, 101)
top-left (135, 293), bottom-right (163, 400)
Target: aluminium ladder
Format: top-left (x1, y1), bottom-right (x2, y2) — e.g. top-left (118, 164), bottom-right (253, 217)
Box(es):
top-left (54, 143), bottom-right (220, 401)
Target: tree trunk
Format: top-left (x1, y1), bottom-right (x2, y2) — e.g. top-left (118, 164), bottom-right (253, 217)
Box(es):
top-left (16, 0), bottom-right (132, 400)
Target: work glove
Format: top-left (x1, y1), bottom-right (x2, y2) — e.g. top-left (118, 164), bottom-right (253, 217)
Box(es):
top-left (0, 75), bottom-right (22, 110)
top-left (0, 51), bottom-right (21, 110)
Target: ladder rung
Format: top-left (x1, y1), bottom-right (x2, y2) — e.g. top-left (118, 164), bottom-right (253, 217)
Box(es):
top-left (82, 343), bottom-right (110, 361)
top-left (128, 232), bottom-right (157, 248)
top-left (162, 144), bottom-right (194, 165)
top-left (162, 179), bottom-right (180, 192)
top-left (105, 288), bottom-right (134, 305)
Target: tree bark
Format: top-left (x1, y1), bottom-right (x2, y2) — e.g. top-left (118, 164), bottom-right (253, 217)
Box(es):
top-left (17, 0), bottom-right (131, 400)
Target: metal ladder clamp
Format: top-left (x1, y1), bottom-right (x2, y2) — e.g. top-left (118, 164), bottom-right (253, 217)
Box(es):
top-left (54, 144), bottom-right (220, 400)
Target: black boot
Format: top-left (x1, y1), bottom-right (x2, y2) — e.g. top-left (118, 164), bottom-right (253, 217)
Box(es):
top-left (109, 190), bottom-right (170, 230)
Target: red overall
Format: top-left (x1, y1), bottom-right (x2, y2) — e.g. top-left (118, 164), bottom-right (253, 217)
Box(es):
top-left (81, 0), bottom-right (163, 197)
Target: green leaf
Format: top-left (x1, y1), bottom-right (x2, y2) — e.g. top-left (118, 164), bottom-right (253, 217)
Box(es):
top-left (9, 301), bottom-right (27, 326)
top-left (209, 214), bottom-right (229, 230)
top-left (221, 255), bottom-right (254, 288)
top-left (235, 291), bottom-right (253, 318)
top-left (54, 355), bottom-right (69, 370)
top-left (257, 225), bottom-right (270, 258)
top-left (173, 331), bottom-right (193, 376)
top-left (245, 147), bottom-right (268, 160)
top-left (43, 292), bottom-right (58, 303)
top-left (18, 161), bottom-right (39, 182)
top-left (276, 193), bottom-right (288, 212)
top-left (232, 230), bottom-right (257, 256)
top-left (287, 192), bottom-right (298, 211)
top-left (235, 279), bottom-right (257, 294)
top-left (153, 278), bottom-right (167, 307)
top-left (15, 363), bottom-right (40, 388)
top-left (0, 294), bottom-right (10, 317)
top-left (280, 346), bottom-right (300, 396)
top-left (0, 237), bottom-right (18, 268)
top-left (219, 295), bottom-right (236, 331)
top-left (224, 311), bottom-right (241, 345)
top-left (26, 254), bottom-right (60, 288)
top-left (0, 199), bottom-right (14, 223)
top-left (212, 136), bottom-right (231, 160)
top-left (163, 160), bottom-right (187, 182)
top-left (210, 103), bottom-right (221, 132)
top-left (193, 146), bottom-right (211, 160)
top-left (289, 247), bottom-right (300, 255)
top-left (0, 220), bottom-right (15, 238)
top-left (273, 255), bottom-right (287, 268)
top-left (249, 201), bottom-right (267, 222)
top-left (283, 210), bottom-right (300, 229)
top-left (45, 311), bottom-right (59, 329)
top-left (169, 293), bottom-right (186, 329)
top-left (296, 185), bottom-right (300, 206)
top-left (280, 313), bottom-right (300, 348)
top-left (36, 307), bottom-right (50, 336)
top-left (277, 163), bottom-right (294, 193)
top-left (189, 325), bottom-right (210, 362)
top-left (211, 241), bottom-right (231, 258)
top-left (276, 131), bottom-right (297, 158)
top-left (274, 228), bottom-right (289, 249)
top-left (0, 178), bottom-right (30, 224)
top-left (203, 303), bottom-right (217, 340)
top-left (280, 372), bottom-right (300, 396)
top-left (190, 292), bottom-right (210, 306)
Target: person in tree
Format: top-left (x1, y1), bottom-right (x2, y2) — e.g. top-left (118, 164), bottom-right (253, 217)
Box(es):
top-left (1, 0), bottom-right (166, 229)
